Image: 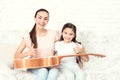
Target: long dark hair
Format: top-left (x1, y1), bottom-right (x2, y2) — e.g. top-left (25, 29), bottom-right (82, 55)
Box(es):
top-left (60, 23), bottom-right (81, 44)
top-left (29, 8), bottom-right (49, 48)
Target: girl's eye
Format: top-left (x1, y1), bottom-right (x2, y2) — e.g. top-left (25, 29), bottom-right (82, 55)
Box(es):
top-left (44, 17), bottom-right (48, 20)
top-left (70, 33), bottom-right (73, 35)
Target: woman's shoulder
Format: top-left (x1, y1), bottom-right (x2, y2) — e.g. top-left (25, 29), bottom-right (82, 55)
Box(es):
top-left (22, 33), bottom-right (30, 41)
top-left (47, 29), bottom-right (59, 40)
top-left (23, 33), bottom-right (30, 38)
top-left (48, 29), bottom-right (59, 36)
top-left (48, 29), bottom-right (57, 33)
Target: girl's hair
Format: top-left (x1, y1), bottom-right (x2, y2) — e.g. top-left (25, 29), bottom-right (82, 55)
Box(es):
top-left (29, 8), bottom-right (49, 48)
top-left (60, 23), bottom-right (83, 68)
top-left (60, 23), bottom-right (81, 44)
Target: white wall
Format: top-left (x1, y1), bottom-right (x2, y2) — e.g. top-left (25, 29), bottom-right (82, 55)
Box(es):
top-left (0, 0), bottom-right (120, 79)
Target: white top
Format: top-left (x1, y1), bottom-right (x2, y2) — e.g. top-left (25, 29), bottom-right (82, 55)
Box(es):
top-left (55, 41), bottom-right (82, 63)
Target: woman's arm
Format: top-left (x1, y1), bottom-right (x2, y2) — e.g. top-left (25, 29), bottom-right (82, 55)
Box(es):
top-left (14, 38), bottom-right (38, 59)
top-left (14, 38), bottom-right (34, 59)
top-left (14, 39), bottom-right (28, 59)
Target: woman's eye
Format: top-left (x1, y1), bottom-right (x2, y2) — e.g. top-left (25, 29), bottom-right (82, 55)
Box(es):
top-left (64, 32), bottom-right (67, 34)
top-left (39, 17), bottom-right (42, 19)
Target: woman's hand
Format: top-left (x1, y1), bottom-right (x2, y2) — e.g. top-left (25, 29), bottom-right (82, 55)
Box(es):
top-left (28, 44), bottom-right (38, 58)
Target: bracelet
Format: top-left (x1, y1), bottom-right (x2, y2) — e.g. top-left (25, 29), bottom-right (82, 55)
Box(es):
top-left (23, 55), bottom-right (32, 59)
top-left (76, 51), bottom-right (81, 54)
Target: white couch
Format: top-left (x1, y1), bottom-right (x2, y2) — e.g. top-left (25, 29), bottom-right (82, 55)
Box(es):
top-left (1, 43), bottom-right (120, 80)
top-left (0, 44), bottom-right (36, 80)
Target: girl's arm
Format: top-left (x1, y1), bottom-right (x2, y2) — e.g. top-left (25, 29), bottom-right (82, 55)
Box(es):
top-left (74, 43), bottom-right (89, 62)
top-left (79, 46), bottom-right (89, 62)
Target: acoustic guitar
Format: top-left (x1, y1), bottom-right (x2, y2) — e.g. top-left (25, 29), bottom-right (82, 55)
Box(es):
top-left (14, 53), bottom-right (105, 70)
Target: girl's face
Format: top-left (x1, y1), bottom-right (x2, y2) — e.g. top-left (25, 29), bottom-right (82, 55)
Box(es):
top-left (34, 11), bottom-right (49, 29)
top-left (62, 28), bottom-right (75, 43)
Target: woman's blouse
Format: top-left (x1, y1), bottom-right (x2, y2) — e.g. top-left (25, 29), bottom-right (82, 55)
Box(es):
top-left (23, 30), bottom-right (59, 57)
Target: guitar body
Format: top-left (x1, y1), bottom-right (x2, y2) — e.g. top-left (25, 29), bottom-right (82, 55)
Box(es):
top-left (14, 53), bottom-right (105, 69)
top-left (14, 56), bottom-right (61, 69)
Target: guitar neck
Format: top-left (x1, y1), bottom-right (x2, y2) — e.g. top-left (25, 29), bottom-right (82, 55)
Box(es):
top-left (60, 53), bottom-right (90, 58)
top-left (59, 53), bottom-right (105, 59)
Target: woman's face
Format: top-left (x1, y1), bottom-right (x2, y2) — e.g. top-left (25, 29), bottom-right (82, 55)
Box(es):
top-left (34, 11), bottom-right (49, 29)
top-left (62, 28), bottom-right (75, 43)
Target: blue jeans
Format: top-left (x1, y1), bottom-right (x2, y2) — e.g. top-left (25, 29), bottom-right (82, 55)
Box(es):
top-left (60, 62), bottom-right (85, 80)
top-left (30, 68), bottom-right (59, 80)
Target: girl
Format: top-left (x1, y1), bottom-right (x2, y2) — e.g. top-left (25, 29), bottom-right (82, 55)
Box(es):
top-left (55, 23), bottom-right (89, 80)
top-left (14, 8), bottom-right (59, 80)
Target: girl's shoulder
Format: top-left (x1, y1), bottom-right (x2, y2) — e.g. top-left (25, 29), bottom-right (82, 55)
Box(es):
top-left (55, 40), bottom-right (62, 43)
top-left (55, 41), bottom-right (63, 45)
top-left (72, 41), bottom-right (83, 48)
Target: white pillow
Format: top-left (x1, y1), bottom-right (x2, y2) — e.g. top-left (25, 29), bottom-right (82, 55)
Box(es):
top-left (0, 43), bottom-right (17, 66)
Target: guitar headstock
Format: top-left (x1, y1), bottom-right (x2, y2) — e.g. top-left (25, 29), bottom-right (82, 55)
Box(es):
top-left (88, 53), bottom-right (106, 58)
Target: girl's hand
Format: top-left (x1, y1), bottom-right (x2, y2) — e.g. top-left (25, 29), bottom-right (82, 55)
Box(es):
top-left (74, 43), bottom-right (89, 62)
top-left (74, 43), bottom-right (83, 54)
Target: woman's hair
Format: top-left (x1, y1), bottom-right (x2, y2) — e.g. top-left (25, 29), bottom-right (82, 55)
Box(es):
top-left (29, 8), bottom-right (49, 48)
top-left (60, 23), bottom-right (81, 44)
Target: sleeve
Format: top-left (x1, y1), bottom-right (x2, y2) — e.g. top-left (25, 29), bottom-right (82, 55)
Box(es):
top-left (54, 42), bottom-right (58, 55)
top-left (54, 42), bottom-right (58, 51)
top-left (54, 31), bottom-right (59, 41)
top-left (22, 33), bottom-right (31, 48)
top-left (76, 43), bottom-right (83, 48)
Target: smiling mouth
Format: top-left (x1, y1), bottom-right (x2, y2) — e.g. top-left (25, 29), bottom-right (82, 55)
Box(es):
top-left (38, 23), bottom-right (45, 26)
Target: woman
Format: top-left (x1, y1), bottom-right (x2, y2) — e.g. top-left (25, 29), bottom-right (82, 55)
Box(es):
top-left (14, 8), bottom-right (59, 80)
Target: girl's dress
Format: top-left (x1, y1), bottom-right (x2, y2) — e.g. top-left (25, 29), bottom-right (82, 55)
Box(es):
top-left (55, 41), bottom-right (85, 80)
